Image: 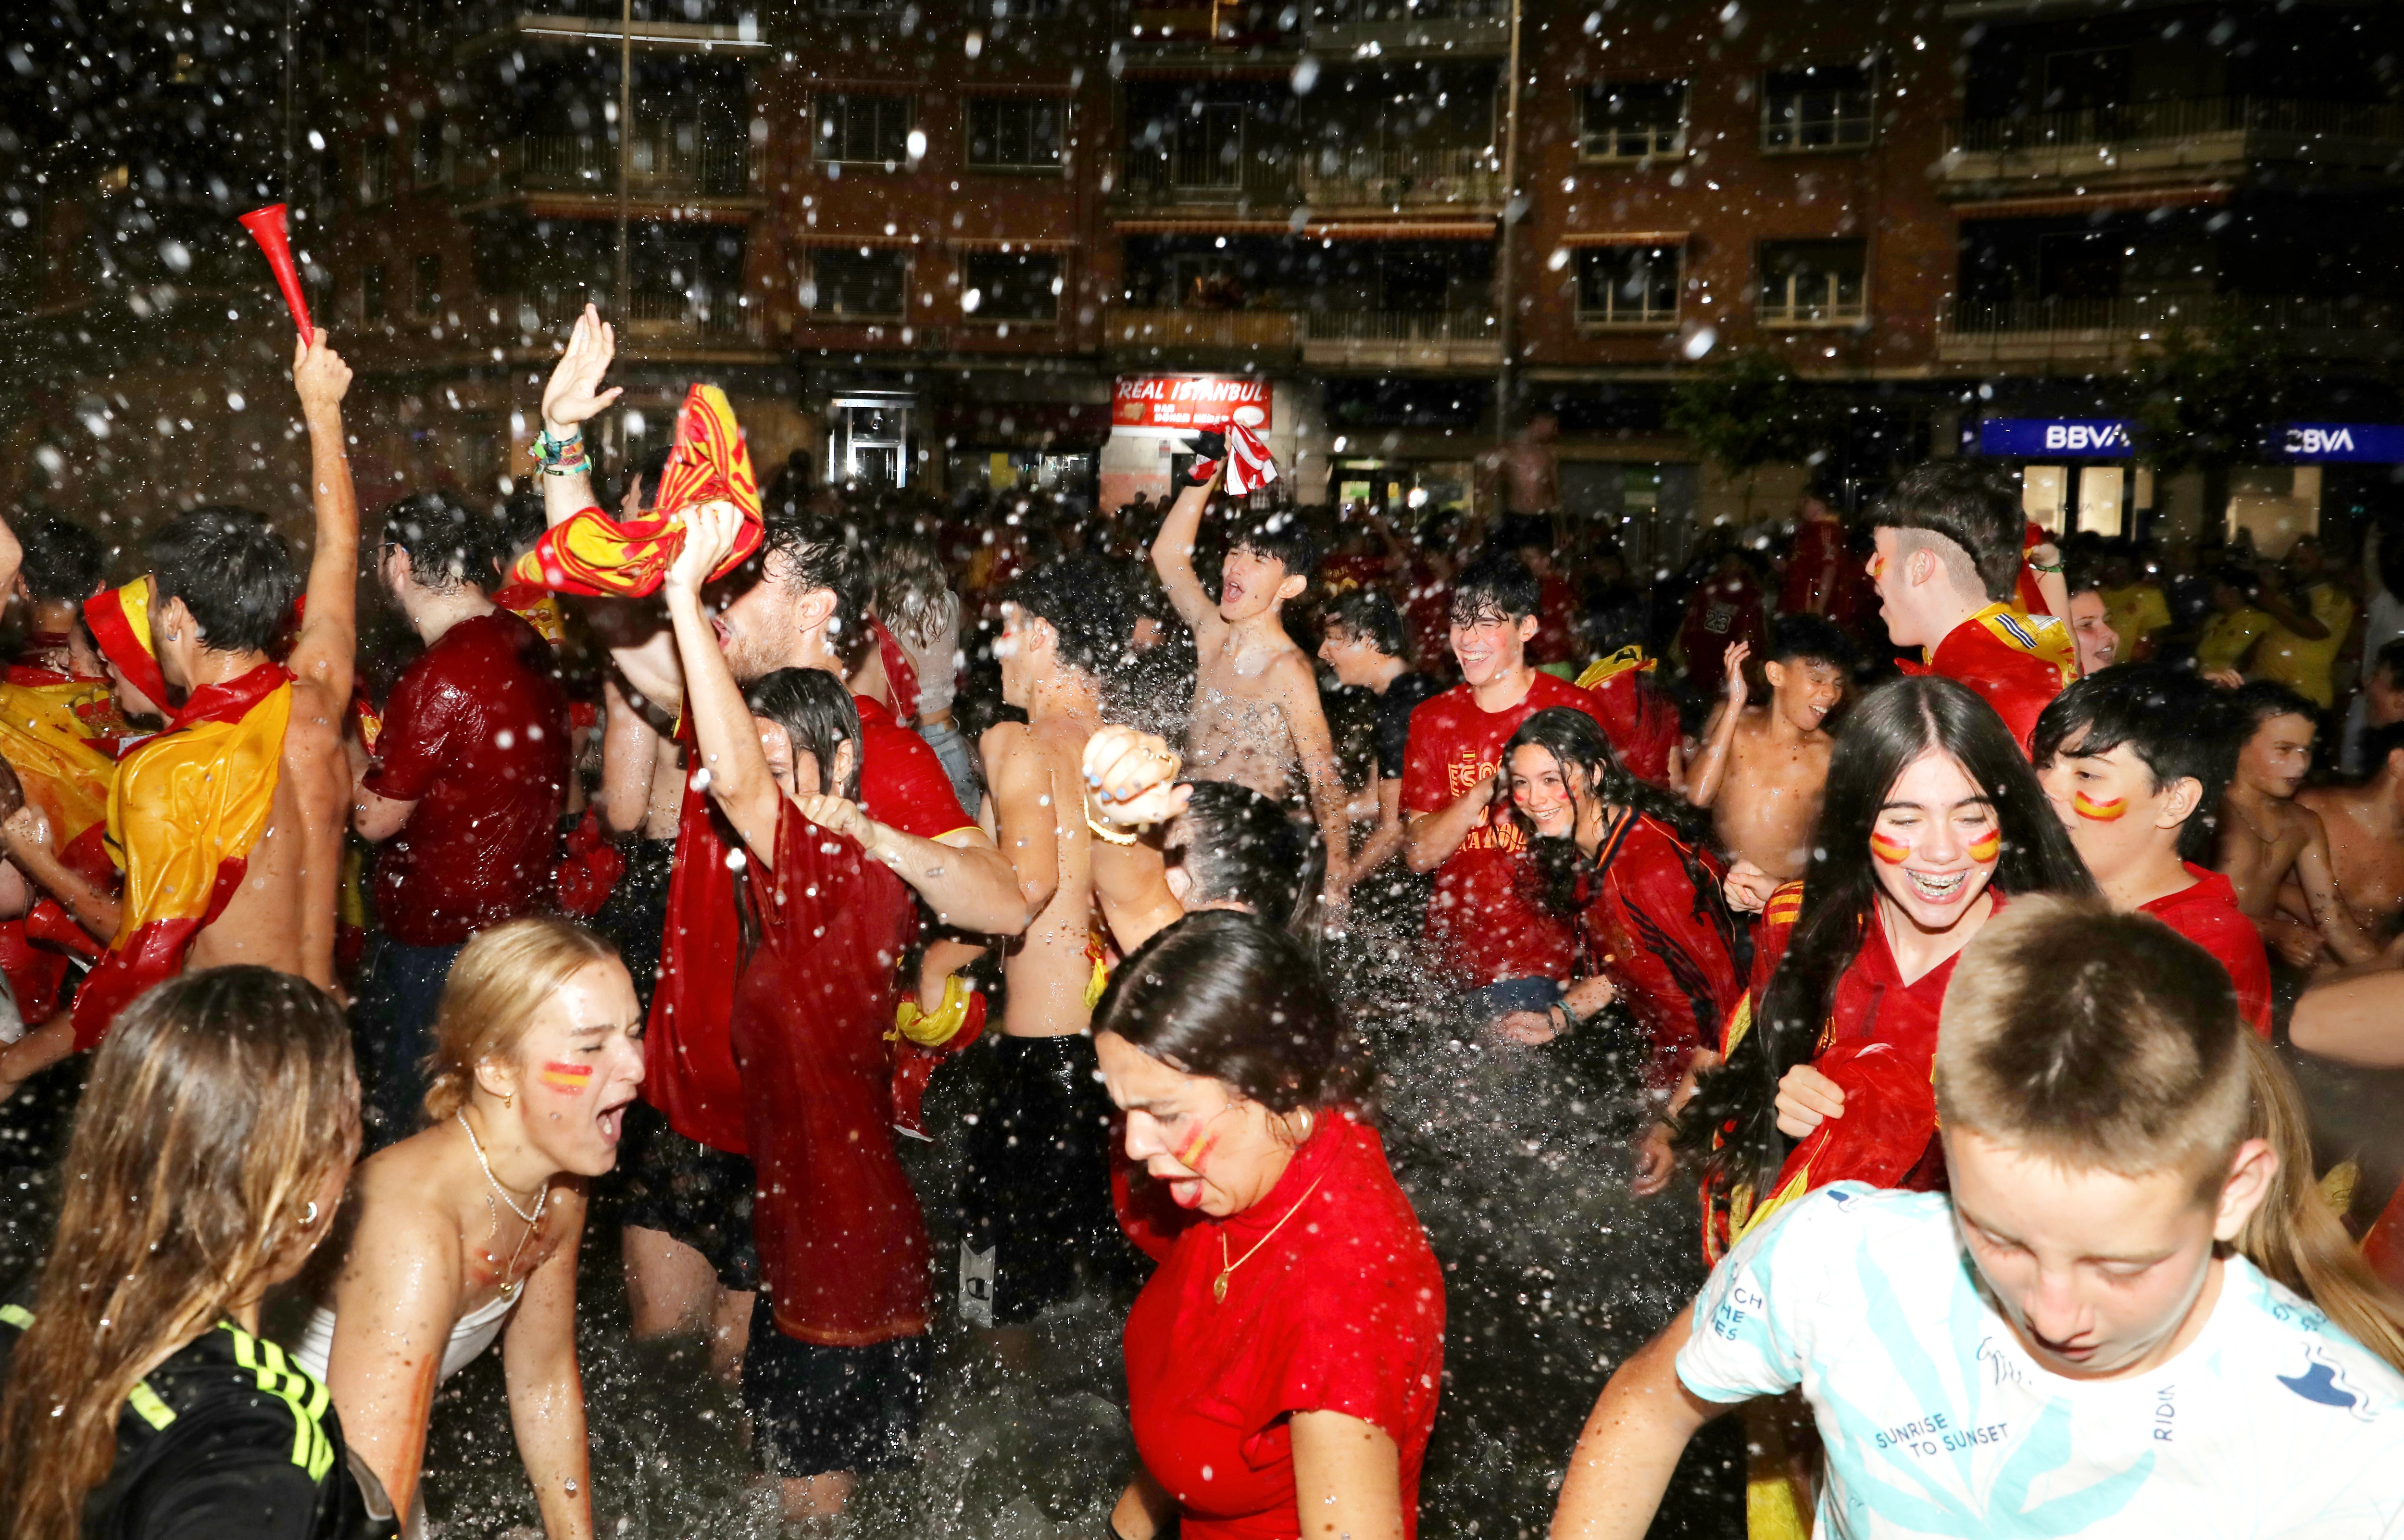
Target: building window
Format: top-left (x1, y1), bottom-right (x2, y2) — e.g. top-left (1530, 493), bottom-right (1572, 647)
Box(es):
top-left (363, 262), bottom-right (387, 321)
top-left (808, 247), bottom-right (908, 319)
top-left (361, 139), bottom-right (391, 204)
top-left (967, 97), bottom-right (1065, 172)
top-left (413, 253), bottom-right (442, 316)
top-left (1579, 81), bottom-right (1686, 160)
top-left (1761, 64), bottom-right (1875, 152)
top-left (961, 250), bottom-right (1061, 323)
top-left (1575, 244), bottom-right (1680, 326)
top-left (1758, 239), bottom-right (1866, 325)
top-left (413, 112), bottom-right (445, 184)
top-left (814, 94), bottom-right (914, 166)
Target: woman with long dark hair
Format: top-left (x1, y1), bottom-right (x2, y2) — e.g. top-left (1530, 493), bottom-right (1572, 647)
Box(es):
top-left (0, 967), bottom-right (395, 1540)
top-left (1097, 911), bottom-right (1442, 1540)
top-left (1676, 676), bottom-right (2095, 1261)
top-left (1501, 707), bottom-right (1747, 1195)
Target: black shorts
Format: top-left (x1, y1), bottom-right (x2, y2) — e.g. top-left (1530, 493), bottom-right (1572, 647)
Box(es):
top-left (957, 1033), bottom-right (1134, 1326)
top-left (613, 1100), bottom-right (758, 1292)
top-left (592, 836), bottom-right (675, 1016)
top-left (741, 1297), bottom-right (930, 1478)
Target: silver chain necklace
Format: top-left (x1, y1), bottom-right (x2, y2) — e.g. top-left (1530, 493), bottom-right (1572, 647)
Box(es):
top-left (455, 1109), bottom-right (548, 1226)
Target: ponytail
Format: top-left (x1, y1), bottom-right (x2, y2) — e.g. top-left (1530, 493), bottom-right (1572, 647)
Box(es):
top-left (2235, 1034), bottom-right (2404, 1375)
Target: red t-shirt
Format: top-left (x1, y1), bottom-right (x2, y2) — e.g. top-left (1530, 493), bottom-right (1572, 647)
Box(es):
top-left (1122, 1114), bottom-right (1444, 1540)
top-left (2141, 864), bottom-right (2275, 1039)
top-left (731, 798), bottom-right (930, 1345)
top-left (1901, 604), bottom-right (2076, 755)
top-left (1401, 561), bottom-right (1452, 677)
top-left (1574, 813), bottom-right (1745, 1091)
top-left (648, 689), bottom-right (973, 1154)
top-left (1779, 518), bottom-right (1850, 619)
top-left (363, 611), bottom-right (570, 946)
top-left (1528, 573), bottom-right (1580, 666)
top-left (1400, 672), bottom-right (1606, 987)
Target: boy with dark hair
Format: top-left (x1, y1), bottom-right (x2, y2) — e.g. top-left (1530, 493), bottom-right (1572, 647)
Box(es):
top-left (13, 512), bottom-right (108, 675)
top-left (1869, 462), bottom-right (2075, 751)
top-left (1152, 468), bottom-right (1352, 891)
top-left (2218, 680), bottom-right (2376, 971)
top-left (0, 334), bottom-right (361, 1099)
top-left (2034, 665), bottom-right (2272, 1035)
top-left (1317, 586), bottom-right (1444, 891)
top-left (1553, 899), bottom-right (2404, 1540)
top-left (2300, 712), bottom-right (2404, 956)
top-left (1685, 614), bottom-right (1850, 895)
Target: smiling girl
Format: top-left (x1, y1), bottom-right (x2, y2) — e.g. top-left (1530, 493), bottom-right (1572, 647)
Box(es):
top-left (1676, 676), bottom-right (2095, 1264)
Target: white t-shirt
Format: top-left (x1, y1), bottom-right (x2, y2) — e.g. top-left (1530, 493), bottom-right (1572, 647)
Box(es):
top-left (1677, 1184), bottom-right (2404, 1539)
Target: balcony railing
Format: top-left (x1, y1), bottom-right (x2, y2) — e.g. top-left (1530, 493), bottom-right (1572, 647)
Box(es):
top-left (1296, 145), bottom-right (1503, 209)
top-left (454, 130), bottom-right (752, 204)
top-left (1120, 149), bottom-right (1296, 209)
top-left (1305, 0), bottom-right (1510, 53)
top-left (1106, 308), bottom-right (1303, 353)
top-left (1300, 309), bottom-right (1499, 367)
top-left (459, 0), bottom-right (762, 27)
top-left (1950, 95), bottom-right (2404, 157)
top-left (507, 288), bottom-right (765, 346)
top-left (1937, 293), bottom-right (2397, 363)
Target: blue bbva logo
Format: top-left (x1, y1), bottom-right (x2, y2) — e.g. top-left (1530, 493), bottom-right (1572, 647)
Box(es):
top-left (2042, 423), bottom-right (2128, 452)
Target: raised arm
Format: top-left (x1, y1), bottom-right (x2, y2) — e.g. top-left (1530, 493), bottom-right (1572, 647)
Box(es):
top-left (597, 678), bottom-right (664, 837)
top-left (501, 1189), bottom-right (595, 1540)
top-left (661, 503), bottom-right (782, 855)
top-left (1549, 1304), bottom-right (1725, 1540)
top-left (1083, 725), bottom-right (1192, 955)
top-left (537, 304), bottom-right (622, 531)
top-left (1684, 645), bottom-right (1751, 810)
top-left (288, 331), bottom-right (358, 708)
top-left (1270, 652), bottom-right (1352, 889)
top-left (1149, 471), bottom-right (1222, 632)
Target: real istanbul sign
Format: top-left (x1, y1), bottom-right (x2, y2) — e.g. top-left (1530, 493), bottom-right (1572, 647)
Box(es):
top-left (1112, 377), bottom-right (1273, 432)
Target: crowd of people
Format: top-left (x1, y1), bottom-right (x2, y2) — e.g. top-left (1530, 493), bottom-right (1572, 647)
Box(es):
top-left (0, 307), bottom-right (2401, 1540)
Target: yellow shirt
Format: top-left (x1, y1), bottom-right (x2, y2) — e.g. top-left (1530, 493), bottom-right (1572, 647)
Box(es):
top-left (2254, 584), bottom-right (2356, 708)
top-left (2197, 608), bottom-right (2273, 676)
top-left (2100, 583), bottom-right (2173, 661)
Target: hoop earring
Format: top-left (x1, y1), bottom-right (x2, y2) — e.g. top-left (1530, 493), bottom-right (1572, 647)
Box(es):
top-left (302, 1200), bottom-right (320, 1227)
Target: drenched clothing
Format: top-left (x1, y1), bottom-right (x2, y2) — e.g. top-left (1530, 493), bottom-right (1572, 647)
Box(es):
top-left (1898, 603), bottom-right (2075, 754)
top-left (1573, 647), bottom-right (1683, 787)
top-left (295, 1287), bottom-right (516, 1389)
top-left (648, 692), bottom-right (970, 1155)
top-left (2141, 864), bottom-right (2275, 1039)
top-left (614, 1100), bottom-right (758, 1290)
top-left (1570, 811), bottom-right (1747, 1092)
top-left (1400, 671), bottom-right (1607, 987)
top-left (0, 1299), bottom-right (398, 1540)
top-left (0, 664), bottom-right (119, 1023)
top-left (1122, 1114), bottom-right (1445, 1540)
top-left (961, 1033), bottom-right (1134, 1326)
top-left (363, 610), bottom-right (570, 945)
top-left (731, 798), bottom-right (929, 1346)
top-left (743, 1298), bottom-right (930, 1478)
top-left (1371, 672), bottom-right (1446, 783)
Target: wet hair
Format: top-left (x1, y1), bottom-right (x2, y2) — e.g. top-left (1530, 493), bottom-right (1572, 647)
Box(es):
top-left (16, 512), bottom-right (107, 603)
top-left (2371, 636), bottom-right (2404, 687)
top-left (1870, 461), bottom-right (2025, 603)
top-left (1449, 547), bottom-right (1540, 626)
top-left (424, 918), bottom-right (623, 1125)
top-left (0, 968), bottom-right (359, 1540)
top-left (147, 505), bottom-right (300, 654)
top-left (1166, 781), bottom-right (1325, 940)
top-left (874, 536), bottom-right (959, 655)
top-left (1228, 502), bottom-right (1319, 585)
top-left (619, 446), bottom-right (672, 514)
top-left (1094, 909), bottom-right (1368, 1114)
top-left (2227, 679), bottom-right (2321, 741)
top-left (1678, 676), bottom-right (2099, 1179)
top-left (744, 666), bottom-right (863, 800)
top-left (758, 507), bottom-right (875, 672)
top-left (1321, 585), bottom-right (1408, 661)
top-left (1503, 707), bottom-right (1714, 917)
top-left (1003, 556), bottom-right (1130, 683)
top-left (2032, 665), bottom-right (2232, 864)
top-left (1766, 613), bottom-right (1855, 674)
top-left (380, 489), bottom-right (496, 595)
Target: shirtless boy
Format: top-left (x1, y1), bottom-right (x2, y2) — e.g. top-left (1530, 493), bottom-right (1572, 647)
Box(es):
top-left (1150, 468), bottom-right (1351, 890)
top-left (1684, 615), bottom-right (1849, 896)
top-left (0, 332), bottom-right (359, 1097)
top-left (957, 557), bottom-right (1136, 1342)
top-left (2299, 715), bottom-right (2404, 956)
top-left (2218, 681), bottom-right (2377, 972)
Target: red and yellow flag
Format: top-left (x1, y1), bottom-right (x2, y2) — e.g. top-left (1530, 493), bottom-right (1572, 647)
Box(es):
top-left (0, 667), bottom-right (120, 884)
top-left (71, 664), bottom-right (292, 1050)
top-left (82, 577), bottom-right (173, 722)
top-left (509, 384), bottom-right (763, 598)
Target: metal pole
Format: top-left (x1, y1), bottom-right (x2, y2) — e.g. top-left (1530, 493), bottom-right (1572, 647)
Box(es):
top-left (1492, 0), bottom-right (1524, 448)
top-left (616, 0), bottom-right (632, 315)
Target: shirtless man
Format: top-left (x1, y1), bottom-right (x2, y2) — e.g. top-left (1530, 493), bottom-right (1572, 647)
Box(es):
top-left (1685, 616), bottom-right (1850, 895)
top-left (2299, 715), bottom-right (2404, 955)
top-left (1150, 467), bottom-right (1351, 890)
top-left (0, 331), bottom-right (358, 1096)
top-left (2217, 680), bottom-right (2377, 972)
top-left (1476, 409), bottom-right (1562, 520)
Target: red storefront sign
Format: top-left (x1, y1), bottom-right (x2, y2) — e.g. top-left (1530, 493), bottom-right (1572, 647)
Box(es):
top-left (1111, 376), bottom-right (1273, 431)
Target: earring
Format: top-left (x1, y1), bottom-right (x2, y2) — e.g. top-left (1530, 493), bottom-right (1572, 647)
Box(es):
top-left (503, 1090), bottom-right (513, 1111)
top-left (302, 1200), bottom-right (320, 1227)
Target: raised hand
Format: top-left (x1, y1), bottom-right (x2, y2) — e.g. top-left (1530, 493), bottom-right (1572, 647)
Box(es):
top-left (1083, 725), bottom-right (1190, 830)
top-left (1720, 640), bottom-right (1751, 708)
top-left (663, 501), bottom-right (744, 603)
top-left (541, 304), bottom-right (623, 436)
top-left (292, 329), bottom-right (351, 421)
top-left (795, 791), bottom-right (870, 843)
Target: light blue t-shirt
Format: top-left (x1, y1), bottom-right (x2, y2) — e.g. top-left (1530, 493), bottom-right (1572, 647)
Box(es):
top-left (1676, 1183), bottom-right (2404, 1539)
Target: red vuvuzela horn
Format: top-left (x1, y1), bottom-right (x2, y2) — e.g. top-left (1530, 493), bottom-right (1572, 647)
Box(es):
top-left (237, 203), bottom-right (314, 340)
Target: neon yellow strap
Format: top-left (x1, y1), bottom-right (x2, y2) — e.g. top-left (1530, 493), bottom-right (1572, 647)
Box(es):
top-left (224, 1323), bottom-right (335, 1481)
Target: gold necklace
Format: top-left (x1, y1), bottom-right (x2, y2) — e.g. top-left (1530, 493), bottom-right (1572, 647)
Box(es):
top-left (1214, 1172), bottom-right (1328, 1304)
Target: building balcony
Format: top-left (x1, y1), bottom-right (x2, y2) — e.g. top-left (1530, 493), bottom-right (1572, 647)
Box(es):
top-left (1106, 307), bottom-right (1302, 360)
top-left (1300, 309), bottom-right (1498, 368)
top-left (1939, 96), bottom-right (2404, 197)
top-left (1297, 145), bottom-right (1504, 213)
top-left (502, 288), bottom-right (771, 353)
top-left (1119, 152), bottom-right (1296, 212)
top-left (454, 0), bottom-right (771, 56)
top-left (1305, 0), bottom-right (1510, 58)
top-left (1935, 293), bottom-right (2399, 368)
top-left (452, 131), bottom-right (761, 219)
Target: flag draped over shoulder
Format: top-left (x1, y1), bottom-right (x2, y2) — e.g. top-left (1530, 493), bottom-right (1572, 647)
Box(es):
top-left (83, 578), bottom-right (173, 721)
top-left (509, 383), bottom-right (763, 598)
top-left (0, 668), bottom-right (120, 885)
top-left (71, 664), bottom-right (292, 1050)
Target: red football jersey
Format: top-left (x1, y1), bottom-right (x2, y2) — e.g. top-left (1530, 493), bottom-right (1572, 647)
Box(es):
top-left (1573, 812), bottom-right (1746, 1092)
top-left (2141, 864), bottom-right (2275, 1039)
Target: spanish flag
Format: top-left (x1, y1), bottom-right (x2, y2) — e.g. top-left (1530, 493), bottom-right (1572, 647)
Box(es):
top-left (81, 577), bottom-right (173, 725)
top-left (70, 663), bottom-right (293, 1050)
top-left (0, 664), bottom-right (120, 885)
top-left (509, 384), bottom-right (764, 598)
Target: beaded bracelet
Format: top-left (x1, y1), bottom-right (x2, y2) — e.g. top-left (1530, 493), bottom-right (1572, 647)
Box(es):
top-left (531, 427), bottom-right (588, 476)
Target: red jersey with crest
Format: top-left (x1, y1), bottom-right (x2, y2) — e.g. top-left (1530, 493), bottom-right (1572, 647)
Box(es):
top-left (1899, 602), bottom-right (2076, 754)
top-left (1572, 812), bottom-right (1746, 1092)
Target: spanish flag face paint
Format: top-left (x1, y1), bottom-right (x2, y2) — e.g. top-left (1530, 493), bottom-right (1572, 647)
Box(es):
top-left (2072, 790), bottom-right (2129, 822)
top-left (1968, 828), bottom-right (2003, 863)
top-left (540, 1061), bottom-right (594, 1094)
top-left (1869, 830), bottom-right (1912, 865)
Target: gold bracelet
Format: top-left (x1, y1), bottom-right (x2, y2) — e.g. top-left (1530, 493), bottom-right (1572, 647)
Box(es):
top-left (1085, 811), bottom-right (1142, 846)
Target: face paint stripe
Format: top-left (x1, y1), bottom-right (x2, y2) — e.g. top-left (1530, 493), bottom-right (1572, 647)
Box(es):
top-left (540, 1062), bottom-right (593, 1091)
top-left (2072, 791), bottom-right (2129, 822)
top-left (1869, 831), bottom-right (1911, 865)
top-left (1177, 1127), bottom-right (1217, 1171)
top-left (1968, 829), bottom-right (2003, 863)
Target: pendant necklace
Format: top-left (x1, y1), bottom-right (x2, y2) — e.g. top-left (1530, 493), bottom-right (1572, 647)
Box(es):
top-left (1214, 1171), bottom-right (1327, 1304)
top-left (457, 1110), bottom-right (548, 1300)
